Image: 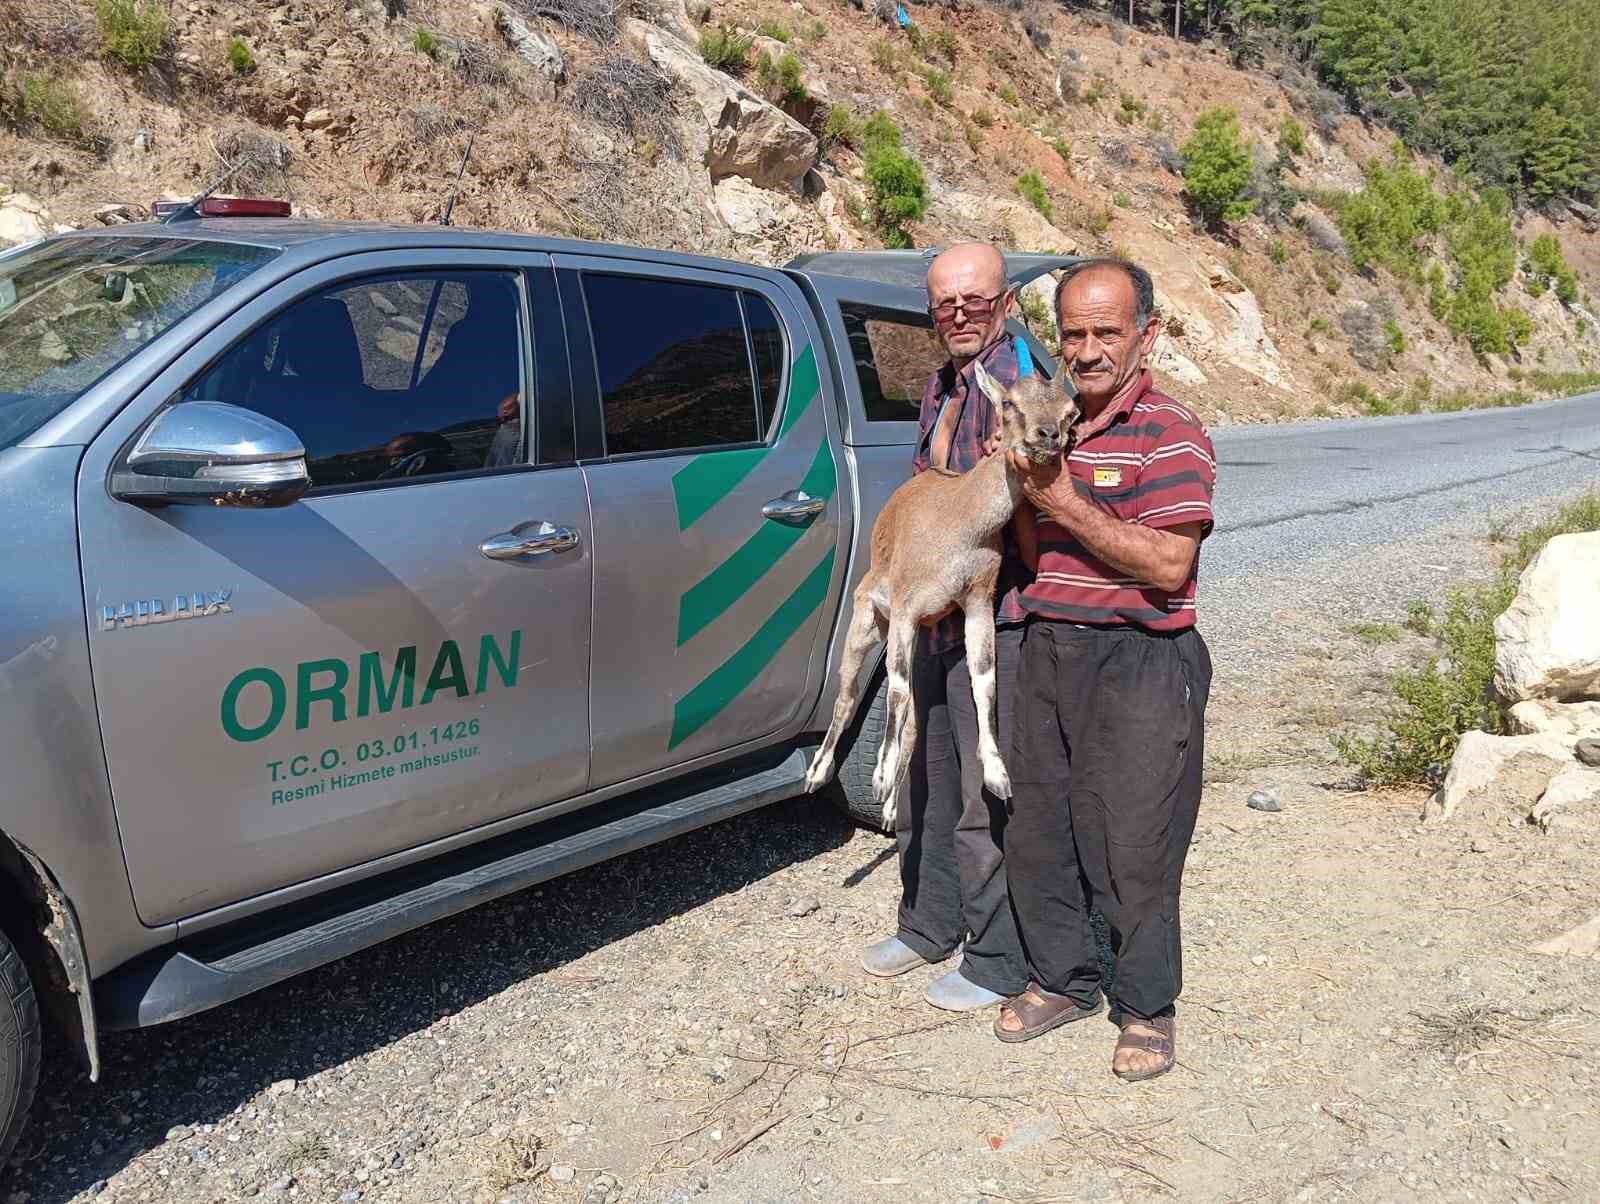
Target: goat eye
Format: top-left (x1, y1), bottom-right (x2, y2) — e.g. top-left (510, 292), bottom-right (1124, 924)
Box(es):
top-left (1002, 398), bottom-right (1016, 409)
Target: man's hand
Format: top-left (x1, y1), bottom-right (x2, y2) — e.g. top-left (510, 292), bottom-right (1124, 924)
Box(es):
top-left (1006, 448), bottom-right (1081, 522)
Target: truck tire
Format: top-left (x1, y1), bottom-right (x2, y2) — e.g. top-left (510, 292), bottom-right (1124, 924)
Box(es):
top-left (0, 927), bottom-right (40, 1166)
top-left (828, 672), bottom-right (894, 832)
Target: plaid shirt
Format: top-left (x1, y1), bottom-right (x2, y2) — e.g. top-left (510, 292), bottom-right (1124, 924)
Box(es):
top-left (913, 333), bottom-right (1032, 656)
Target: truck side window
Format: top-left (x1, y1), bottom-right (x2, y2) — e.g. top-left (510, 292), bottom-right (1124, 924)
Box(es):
top-left (838, 302), bottom-right (945, 422)
top-left (182, 270), bottom-right (526, 488)
top-left (581, 273), bottom-right (762, 457)
top-left (743, 292), bottom-right (786, 439)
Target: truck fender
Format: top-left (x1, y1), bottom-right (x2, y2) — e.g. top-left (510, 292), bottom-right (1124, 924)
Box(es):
top-left (2, 837), bottom-right (99, 1082)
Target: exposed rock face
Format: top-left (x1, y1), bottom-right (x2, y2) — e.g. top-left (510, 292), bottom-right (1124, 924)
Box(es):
top-left (1494, 533), bottom-right (1600, 703)
top-left (930, 190), bottom-right (1078, 254)
top-left (624, 20), bottom-right (817, 193)
top-left (1423, 730), bottom-right (1573, 823)
top-left (1207, 263), bottom-right (1286, 387)
top-left (491, 4), bottom-right (566, 82)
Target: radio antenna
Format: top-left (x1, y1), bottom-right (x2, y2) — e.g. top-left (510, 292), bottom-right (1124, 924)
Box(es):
top-left (440, 131), bottom-right (477, 227)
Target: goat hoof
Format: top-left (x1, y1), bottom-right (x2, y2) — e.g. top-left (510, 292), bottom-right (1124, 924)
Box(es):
top-left (983, 763), bottom-right (1013, 800)
top-left (803, 756), bottom-right (834, 793)
top-left (880, 799), bottom-right (898, 830)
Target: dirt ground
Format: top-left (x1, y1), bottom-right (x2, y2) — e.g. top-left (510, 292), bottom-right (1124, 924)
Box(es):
top-left (8, 507), bottom-right (1600, 1204)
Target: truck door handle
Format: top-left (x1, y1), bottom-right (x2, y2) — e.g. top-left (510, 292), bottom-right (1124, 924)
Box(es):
top-left (479, 521), bottom-right (581, 560)
top-left (762, 490), bottom-right (826, 525)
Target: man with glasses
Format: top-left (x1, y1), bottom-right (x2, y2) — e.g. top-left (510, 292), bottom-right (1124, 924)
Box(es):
top-left (859, 242), bottom-right (1031, 1013)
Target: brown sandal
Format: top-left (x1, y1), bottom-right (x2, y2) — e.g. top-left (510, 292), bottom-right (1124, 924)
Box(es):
top-left (993, 983), bottom-right (1103, 1044)
top-left (1112, 1014), bottom-right (1176, 1082)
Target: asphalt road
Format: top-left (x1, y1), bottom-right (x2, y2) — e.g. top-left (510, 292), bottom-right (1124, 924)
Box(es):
top-left (1194, 390), bottom-right (1600, 667)
top-left (1206, 390), bottom-right (1600, 583)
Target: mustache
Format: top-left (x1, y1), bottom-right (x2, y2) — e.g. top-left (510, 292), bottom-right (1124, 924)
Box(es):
top-left (1071, 360), bottom-right (1109, 373)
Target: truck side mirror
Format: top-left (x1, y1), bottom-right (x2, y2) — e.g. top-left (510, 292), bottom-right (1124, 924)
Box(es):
top-left (111, 401), bottom-right (311, 508)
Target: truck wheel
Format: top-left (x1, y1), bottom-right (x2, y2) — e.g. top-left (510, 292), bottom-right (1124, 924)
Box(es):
top-left (0, 927), bottom-right (40, 1166)
top-left (828, 672), bottom-right (894, 833)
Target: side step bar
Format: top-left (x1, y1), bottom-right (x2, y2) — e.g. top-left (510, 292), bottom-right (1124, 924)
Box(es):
top-left (97, 748), bottom-right (811, 1029)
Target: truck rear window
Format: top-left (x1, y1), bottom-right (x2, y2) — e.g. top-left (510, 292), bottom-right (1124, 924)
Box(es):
top-left (0, 235), bottom-right (279, 450)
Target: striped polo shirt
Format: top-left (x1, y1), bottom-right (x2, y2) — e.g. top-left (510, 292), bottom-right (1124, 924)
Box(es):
top-left (1022, 370), bottom-right (1215, 631)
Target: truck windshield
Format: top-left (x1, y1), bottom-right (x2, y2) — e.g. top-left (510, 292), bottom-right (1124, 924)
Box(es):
top-left (0, 236), bottom-right (280, 450)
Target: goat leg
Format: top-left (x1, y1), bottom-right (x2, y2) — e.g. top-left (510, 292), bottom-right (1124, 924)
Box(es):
top-left (962, 590), bottom-right (1012, 800)
top-left (874, 613), bottom-right (919, 828)
top-left (803, 579), bottom-right (887, 793)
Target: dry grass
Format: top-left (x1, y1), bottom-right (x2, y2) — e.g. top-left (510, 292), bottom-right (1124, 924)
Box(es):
top-left (563, 55), bottom-right (679, 156)
top-left (210, 127), bottom-right (293, 195)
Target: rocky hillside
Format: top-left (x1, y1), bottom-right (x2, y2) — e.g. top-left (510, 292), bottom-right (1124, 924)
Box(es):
top-left (4, 0), bottom-right (1599, 424)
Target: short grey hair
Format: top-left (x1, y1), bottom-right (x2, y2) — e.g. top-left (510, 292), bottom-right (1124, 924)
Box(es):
top-left (1053, 257), bottom-right (1155, 328)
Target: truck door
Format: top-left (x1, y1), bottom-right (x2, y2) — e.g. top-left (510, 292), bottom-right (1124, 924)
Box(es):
top-left (553, 256), bottom-right (845, 786)
top-left (77, 253), bottom-right (594, 925)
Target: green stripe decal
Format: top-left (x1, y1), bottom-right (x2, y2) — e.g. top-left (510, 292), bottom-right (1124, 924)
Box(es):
top-left (676, 441), bottom-right (837, 646)
top-left (669, 546), bottom-right (837, 749)
top-left (670, 343), bottom-right (820, 531)
top-left (778, 344), bottom-right (820, 439)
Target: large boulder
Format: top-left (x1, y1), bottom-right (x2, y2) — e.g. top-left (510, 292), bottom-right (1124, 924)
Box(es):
top-left (0, 192), bottom-right (51, 247)
top-left (931, 190), bottom-right (1078, 254)
top-left (623, 20), bottom-right (817, 193)
top-left (1422, 729), bottom-right (1573, 823)
top-left (1506, 698), bottom-right (1600, 737)
top-left (1529, 766), bottom-right (1600, 831)
top-left (1494, 532), bottom-right (1600, 703)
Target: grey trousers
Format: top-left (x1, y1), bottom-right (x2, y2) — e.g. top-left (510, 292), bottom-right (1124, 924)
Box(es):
top-left (895, 625), bottom-right (1028, 996)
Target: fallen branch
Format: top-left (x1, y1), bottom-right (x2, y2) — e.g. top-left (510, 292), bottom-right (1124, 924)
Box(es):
top-left (711, 1110), bottom-right (795, 1165)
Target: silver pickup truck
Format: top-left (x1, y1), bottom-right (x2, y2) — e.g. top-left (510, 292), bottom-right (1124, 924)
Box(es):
top-left (0, 210), bottom-right (1071, 1155)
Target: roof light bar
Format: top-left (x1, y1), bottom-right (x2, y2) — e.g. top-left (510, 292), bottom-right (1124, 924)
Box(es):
top-left (148, 196), bottom-right (293, 220)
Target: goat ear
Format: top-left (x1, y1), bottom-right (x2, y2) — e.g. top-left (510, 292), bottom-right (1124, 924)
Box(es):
top-left (971, 359), bottom-right (1004, 405)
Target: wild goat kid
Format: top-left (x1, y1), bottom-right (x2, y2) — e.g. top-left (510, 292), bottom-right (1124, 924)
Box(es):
top-left (804, 361), bottom-right (1080, 826)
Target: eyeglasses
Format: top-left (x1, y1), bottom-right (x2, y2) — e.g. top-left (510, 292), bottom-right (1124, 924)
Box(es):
top-left (928, 291), bottom-right (1006, 326)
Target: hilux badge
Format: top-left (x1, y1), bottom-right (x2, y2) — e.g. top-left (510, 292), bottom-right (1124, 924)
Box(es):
top-left (100, 589), bottom-right (233, 631)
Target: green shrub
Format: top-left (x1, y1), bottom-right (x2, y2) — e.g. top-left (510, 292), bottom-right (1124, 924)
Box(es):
top-left (971, 107), bottom-right (995, 128)
top-left (1525, 232), bottom-right (1579, 306)
top-left (931, 29), bottom-right (958, 61)
top-left (1018, 290), bottom-right (1059, 353)
top-left (225, 37), bottom-right (256, 74)
top-left (1335, 145), bottom-right (1443, 275)
top-left (822, 103), bottom-right (859, 150)
top-left (1268, 238), bottom-right (1288, 264)
top-left (14, 73), bottom-right (89, 143)
top-left (1279, 113), bottom-right (1307, 156)
top-left (870, 39), bottom-right (898, 73)
top-left (1112, 190), bottom-right (1131, 208)
top-left (1085, 206), bottom-right (1113, 236)
top-left (1117, 92), bottom-right (1145, 125)
top-left (1383, 318), bottom-right (1405, 355)
top-left (1052, 136), bottom-right (1071, 163)
top-left (413, 27), bottom-right (438, 56)
top-left (756, 51), bottom-right (807, 104)
top-left (862, 109), bottom-right (902, 155)
top-left (1504, 306), bottom-right (1534, 349)
top-left (95, 0), bottom-right (167, 68)
top-left (755, 19), bottom-right (791, 42)
top-left (699, 25), bottom-right (754, 70)
top-left (1348, 621), bottom-right (1401, 644)
top-left (866, 138), bottom-right (928, 248)
top-left (998, 83), bottom-right (1019, 107)
top-left (1335, 492), bottom-right (1600, 786)
top-left (923, 68), bottom-right (952, 107)
top-left (1082, 76), bottom-right (1107, 104)
top-left (1181, 106), bottom-right (1254, 227)
top-left (1017, 169), bottom-right (1051, 220)
top-left (1404, 601), bottom-right (1435, 636)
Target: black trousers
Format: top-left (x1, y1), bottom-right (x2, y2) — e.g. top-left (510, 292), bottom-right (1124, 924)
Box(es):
top-left (1006, 620), bottom-right (1212, 1020)
top-left (895, 625), bottom-right (1029, 996)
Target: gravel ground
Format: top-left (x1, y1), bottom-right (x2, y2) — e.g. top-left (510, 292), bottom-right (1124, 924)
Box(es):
top-left (6, 489), bottom-right (1600, 1204)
